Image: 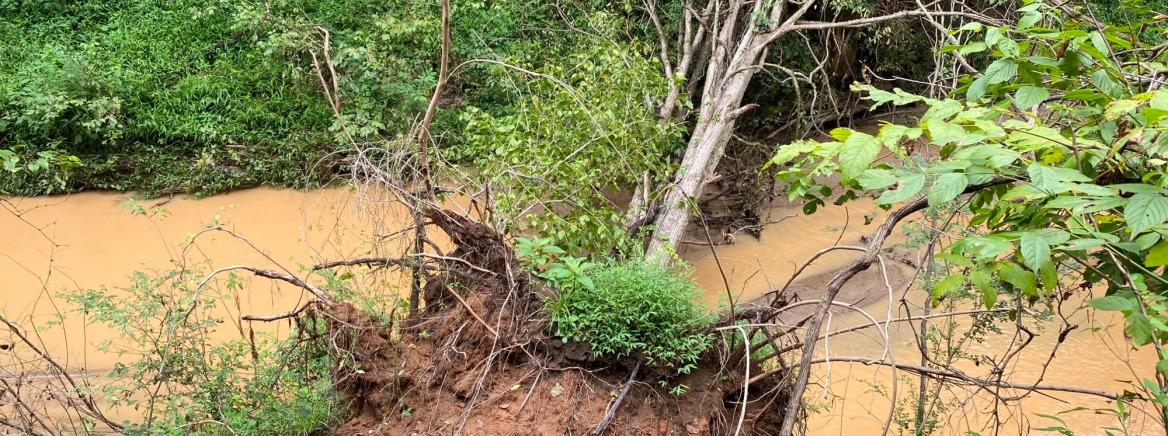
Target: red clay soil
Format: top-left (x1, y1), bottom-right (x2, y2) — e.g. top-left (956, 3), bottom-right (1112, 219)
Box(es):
top-left (321, 208), bottom-right (788, 436)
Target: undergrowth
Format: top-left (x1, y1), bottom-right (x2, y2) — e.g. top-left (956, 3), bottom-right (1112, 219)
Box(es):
top-left (59, 262), bottom-right (356, 435)
top-left (0, 0), bottom-right (588, 197)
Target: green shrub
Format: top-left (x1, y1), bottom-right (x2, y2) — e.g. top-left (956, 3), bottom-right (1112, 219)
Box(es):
top-left (547, 260), bottom-right (715, 372)
top-left (62, 264), bottom-right (344, 436)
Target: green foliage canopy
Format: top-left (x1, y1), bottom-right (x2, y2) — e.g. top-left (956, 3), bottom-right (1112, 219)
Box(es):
top-left (773, 0), bottom-right (1168, 414)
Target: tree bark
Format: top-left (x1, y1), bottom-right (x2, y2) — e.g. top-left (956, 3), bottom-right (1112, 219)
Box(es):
top-left (646, 0), bottom-right (799, 260)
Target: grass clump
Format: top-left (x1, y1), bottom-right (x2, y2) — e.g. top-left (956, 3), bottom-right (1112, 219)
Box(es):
top-left (548, 260), bottom-right (715, 372)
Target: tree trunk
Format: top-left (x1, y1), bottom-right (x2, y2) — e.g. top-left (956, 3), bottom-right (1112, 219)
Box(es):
top-left (642, 0), bottom-right (969, 260)
top-left (645, 79), bottom-right (754, 259)
top-left (645, 0), bottom-right (780, 259)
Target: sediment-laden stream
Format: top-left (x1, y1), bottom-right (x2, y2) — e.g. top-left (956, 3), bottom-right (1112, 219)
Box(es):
top-left (1, 188), bottom-right (1160, 435)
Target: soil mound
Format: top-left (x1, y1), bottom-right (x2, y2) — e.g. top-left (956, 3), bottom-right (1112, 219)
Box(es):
top-left (322, 208), bottom-right (787, 435)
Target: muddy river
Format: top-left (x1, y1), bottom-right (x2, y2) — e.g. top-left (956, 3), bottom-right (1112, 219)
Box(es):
top-left (1, 188), bottom-right (1161, 435)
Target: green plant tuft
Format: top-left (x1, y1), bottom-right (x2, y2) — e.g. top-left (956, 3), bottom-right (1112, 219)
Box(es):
top-left (547, 260), bottom-right (715, 372)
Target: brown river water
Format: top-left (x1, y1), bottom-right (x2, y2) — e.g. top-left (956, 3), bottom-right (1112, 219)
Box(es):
top-left (1, 188), bottom-right (1162, 435)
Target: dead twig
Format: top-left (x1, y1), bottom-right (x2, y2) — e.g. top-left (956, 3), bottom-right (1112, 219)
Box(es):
top-left (242, 300), bottom-right (323, 322)
top-left (591, 359), bottom-right (643, 435)
top-left (444, 285), bottom-right (499, 338)
top-left (802, 357), bottom-right (1128, 401)
top-left (0, 315), bottom-right (124, 433)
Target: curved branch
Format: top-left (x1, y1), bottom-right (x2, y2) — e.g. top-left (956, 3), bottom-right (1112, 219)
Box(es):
top-left (197, 265), bottom-right (333, 304)
top-left (777, 177), bottom-right (1014, 436)
top-left (768, 245), bottom-right (866, 305)
top-left (242, 300), bottom-right (323, 322)
top-left (0, 315), bottom-right (124, 433)
top-left (788, 10), bottom-right (1004, 32)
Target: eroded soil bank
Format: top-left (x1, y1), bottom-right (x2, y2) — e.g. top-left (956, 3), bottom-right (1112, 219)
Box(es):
top-left (319, 208), bottom-right (787, 435)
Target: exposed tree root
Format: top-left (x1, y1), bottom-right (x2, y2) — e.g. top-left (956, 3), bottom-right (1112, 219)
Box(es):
top-left (313, 207), bottom-right (789, 436)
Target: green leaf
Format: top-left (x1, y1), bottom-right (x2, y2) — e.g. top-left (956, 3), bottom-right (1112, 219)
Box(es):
top-left (967, 76), bottom-right (990, 102)
top-left (770, 141), bottom-right (819, 167)
top-left (928, 122), bottom-right (966, 146)
top-left (1028, 164), bottom-right (1066, 192)
top-left (957, 22), bottom-right (983, 32)
top-left (1114, 242), bottom-right (1144, 253)
top-left (879, 124), bottom-right (922, 149)
top-left (1126, 312), bottom-right (1154, 346)
top-left (1105, 99), bottom-right (1141, 120)
top-left (964, 236), bottom-right (1013, 261)
top-left (935, 252), bottom-right (974, 268)
top-left (1028, 163), bottom-right (1090, 192)
top-left (970, 268), bottom-right (997, 308)
top-left (857, 169), bottom-right (899, 190)
top-left (1017, 11), bottom-right (1041, 29)
top-left (1125, 194), bottom-right (1168, 237)
top-left (1091, 70), bottom-right (1121, 96)
top-left (1040, 260), bottom-right (1058, 292)
top-left (1019, 233), bottom-right (1051, 272)
top-left (1014, 86), bottom-right (1050, 109)
top-left (997, 38), bottom-right (1021, 58)
top-left (1046, 196), bottom-right (1107, 209)
top-left (998, 262), bottom-right (1038, 297)
top-left (878, 174), bottom-right (926, 205)
top-left (1113, 184), bottom-right (1168, 195)
top-left (1151, 90), bottom-right (1168, 110)
top-left (1059, 238), bottom-right (1106, 252)
top-left (1090, 32), bottom-right (1110, 56)
top-left (1136, 232), bottom-right (1161, 250)
top-left (983, 59), bottom-right (1018, 85)
top-left (985, 28), bottom-right (1003, 50)
top-left (1004, 183), bottom-right (1058, 202)
top-left (1147, 240), bottom-right (1168, 267)
top-left (928, 173), bottom-right (969, 206)
top-left (830, 128), bottom-right (853, 142)
top-left (932, 275), bottom-right (965, 303)
top-left (1077, 197), bottom-right (1128, 215)
top-left (1155, 359), bottom-right (1168, 374)
top-left (1090, 296), bottom-right (1133, 312)
top-left (958, 41), bottom-right (988, 55)
top-left (1009, 125), bottom-right (1070, 151)
top-left (839, 132), bottom-right (882, 183)
top-left (1037, 230), bottom-right (1071, 246)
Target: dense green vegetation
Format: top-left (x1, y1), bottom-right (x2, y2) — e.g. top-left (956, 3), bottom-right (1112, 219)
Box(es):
top-left (0, 0), bottom-right (964, 199)
top-left (0, 0), bottom-right (637, 196)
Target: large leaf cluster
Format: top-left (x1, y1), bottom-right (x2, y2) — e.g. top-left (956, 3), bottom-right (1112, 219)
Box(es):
top-left (457, 34), bottom-right (684, 256)
top-left (772, 1), bottom-right (1168, 404)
